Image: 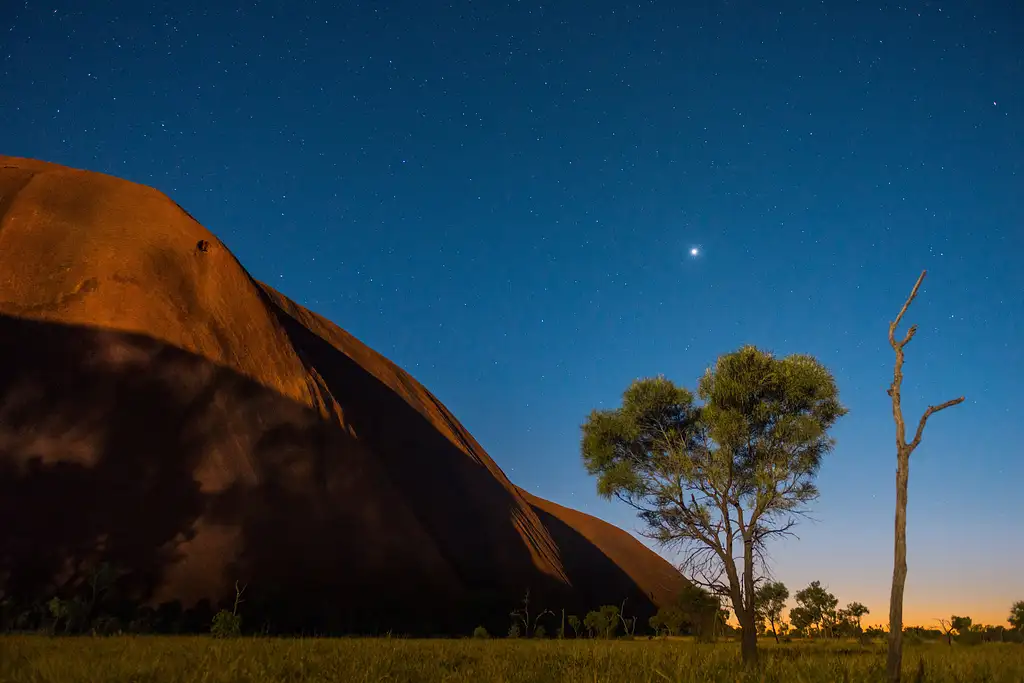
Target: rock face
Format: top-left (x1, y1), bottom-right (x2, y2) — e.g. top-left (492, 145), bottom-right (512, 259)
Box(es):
top-left (0, 156), bottom-right (685, 634)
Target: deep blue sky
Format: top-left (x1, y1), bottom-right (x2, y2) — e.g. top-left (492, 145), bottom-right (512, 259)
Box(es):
top-left (3, 0), bottom-right (1021, 625)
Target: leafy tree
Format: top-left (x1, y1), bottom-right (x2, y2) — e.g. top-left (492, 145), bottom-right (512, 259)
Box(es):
top-left (210, 610), bottom-right (241, 638)
top-left (567, 614), bottom-right (581, 638)
top-left (650, 605), bottom-right (687, 636)
top-left (884, 270), bottom-right (964, 683)
top-left (48, 597), bottom-right (70, 634)
top-left (951, 615), bottom-right (973, 635)
top-left (754, 581), bottom-right (789, 643)
top-left (580, 346), bottom-right (846, 664)
top-left (788, 606), bottom-right (814, 636)
top-left (844, 602), bottom-right (869, 633)
top-left (583, 605), bottom-right (620, 639)
top-left (211, 580), bottom-right (246, 638)
top-left (792, 581), bottom-right (839, 638)
top-left (1009, 601), bottom-right (1024, 632)
top-left (472, 625), bottom-right (489, 639)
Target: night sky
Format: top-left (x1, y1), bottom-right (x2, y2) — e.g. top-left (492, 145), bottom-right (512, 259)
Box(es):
top-left (3, 0), bottom-right (1022, 627)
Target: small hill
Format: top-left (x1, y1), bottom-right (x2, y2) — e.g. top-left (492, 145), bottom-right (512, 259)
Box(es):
top-left (0, 155), bottom-right (685, 634)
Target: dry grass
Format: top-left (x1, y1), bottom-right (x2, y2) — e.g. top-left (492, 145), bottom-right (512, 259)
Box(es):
top-left (1, 635), bottom-right (1022, 683)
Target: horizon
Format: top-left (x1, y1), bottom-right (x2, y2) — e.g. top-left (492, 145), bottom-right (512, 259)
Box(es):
top-left (2, 0), bottom-right (1021, 632)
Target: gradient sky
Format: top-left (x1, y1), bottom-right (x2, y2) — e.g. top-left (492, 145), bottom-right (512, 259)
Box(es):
top-left (3, 0), bottom-right (1021, 628)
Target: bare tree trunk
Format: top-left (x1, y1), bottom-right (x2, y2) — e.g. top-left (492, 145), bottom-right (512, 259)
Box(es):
top-left (885, 270), bottom-right (964, 683)
top-left (739, 608), bottom-right (758, 664)
top-left (887, 444), bottom-right (910, 682)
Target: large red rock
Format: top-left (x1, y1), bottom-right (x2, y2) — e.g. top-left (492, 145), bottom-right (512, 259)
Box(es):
top-left (0, 156), bottom-right (685, 633)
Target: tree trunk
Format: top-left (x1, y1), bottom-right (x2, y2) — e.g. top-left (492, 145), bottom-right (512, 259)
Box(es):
top-left (740, 540), bottom-right (759, 665)
top-left (738, 608), bottom-right (758, 664)
top-left (771, 622), bottom-right (780, 644)
top-left (886, 446), bottom-right (910, 683)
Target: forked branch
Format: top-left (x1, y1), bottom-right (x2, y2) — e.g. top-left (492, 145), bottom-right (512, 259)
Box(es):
top-left (889, 271), bottom-right (926, 350)
top-left (907, 397), bottom-right (965, 453)
top-left (887, 270), bottom-right (965, 454)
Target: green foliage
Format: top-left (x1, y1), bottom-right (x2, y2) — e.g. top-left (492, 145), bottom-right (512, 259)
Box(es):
top-left (210, 610), bottom-right (242, 638)
top-left (579, 345), bottom-right (846, 660)
top-left (791, 581), bottom-right (839, 637)
top-left (533, 625), bottom-right (546, 639)
top-left (506, 623), bottom-right (520, 639)
top-left (649, 605), bottom-right (686, 636)
top-left (583, 606), bottom-right (619, 639)
top-left (472, 626), bottom-right (489, 639)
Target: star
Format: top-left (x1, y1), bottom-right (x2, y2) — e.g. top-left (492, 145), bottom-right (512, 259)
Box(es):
top-left (690, 247), bottom-right (700, 257)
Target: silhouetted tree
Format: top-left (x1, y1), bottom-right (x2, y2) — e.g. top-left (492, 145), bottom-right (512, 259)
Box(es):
top-left (936, 618), bottom-right (954, 646)
top-left (951, 615), bottom-right (972, 635)
top-left (1009, 601), bottom-right (1024, 633)
top-left (843, 602), bottom-right (870, 634)
top-left (792, 581), bottom-right (838, 638)
top-left (884, 270), bottom-right (964, 683)
top-left (580, 346), bottom-right (846, 665)
top-left (788, 605), bottom-right (814, 636)
top-left (755, 581), bottom-right (789, 643)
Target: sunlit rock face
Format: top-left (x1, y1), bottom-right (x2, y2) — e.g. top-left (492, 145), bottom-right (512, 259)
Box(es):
top-left (0, 156), bottom-right (686, 634)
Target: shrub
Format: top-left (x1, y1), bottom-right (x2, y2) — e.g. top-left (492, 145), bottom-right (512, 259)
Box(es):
top-left (472, 626), bottom-right (489, 639)
top-left (210, 610), bottom-right (241, 638)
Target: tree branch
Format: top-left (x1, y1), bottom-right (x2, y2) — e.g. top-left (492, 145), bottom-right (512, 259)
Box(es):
top-left (889, 270), bottom-right (926, 350)
top-left (907, 397), bottom-right (966, 453)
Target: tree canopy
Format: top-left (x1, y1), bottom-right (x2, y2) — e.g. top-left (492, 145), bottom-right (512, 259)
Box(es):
top-left (1010, 601), bottom-right (1024, 632)
top-left (580, 345), bottom-right (846, 663)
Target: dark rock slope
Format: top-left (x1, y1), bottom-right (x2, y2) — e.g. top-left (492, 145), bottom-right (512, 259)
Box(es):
top-left (0, 156), bottom-right (685, 634)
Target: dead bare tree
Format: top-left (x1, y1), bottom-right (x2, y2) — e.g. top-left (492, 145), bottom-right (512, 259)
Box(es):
top-left (232, 581), bottom-right (247, 617)
top-left (885, 270), bottom-right (964, 683)
top-left (936, 618), bottom-right (954, 646)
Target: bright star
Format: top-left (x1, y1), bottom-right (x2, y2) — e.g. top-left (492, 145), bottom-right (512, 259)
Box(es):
top-left (690, 247), bottom-right (700, 257)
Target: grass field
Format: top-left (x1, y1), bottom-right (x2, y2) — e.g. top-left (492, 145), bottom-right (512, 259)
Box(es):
top-left (1, 636), bottom-right (1022, 683)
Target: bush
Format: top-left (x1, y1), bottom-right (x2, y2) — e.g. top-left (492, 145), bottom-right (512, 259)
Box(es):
top-left (472, 626), bottom-right (489, 639)
top-left (958, 631), bottom-right (984, 647)
top-left (534, 625), bottom-right (546, 639)
top-left (210, 610), bottom-right (241, 638)
top-left (507, 623), bottom-right (520, 639)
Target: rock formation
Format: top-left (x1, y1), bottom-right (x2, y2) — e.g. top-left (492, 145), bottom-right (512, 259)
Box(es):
top-left (0, 156), bottom-right (685, 634)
